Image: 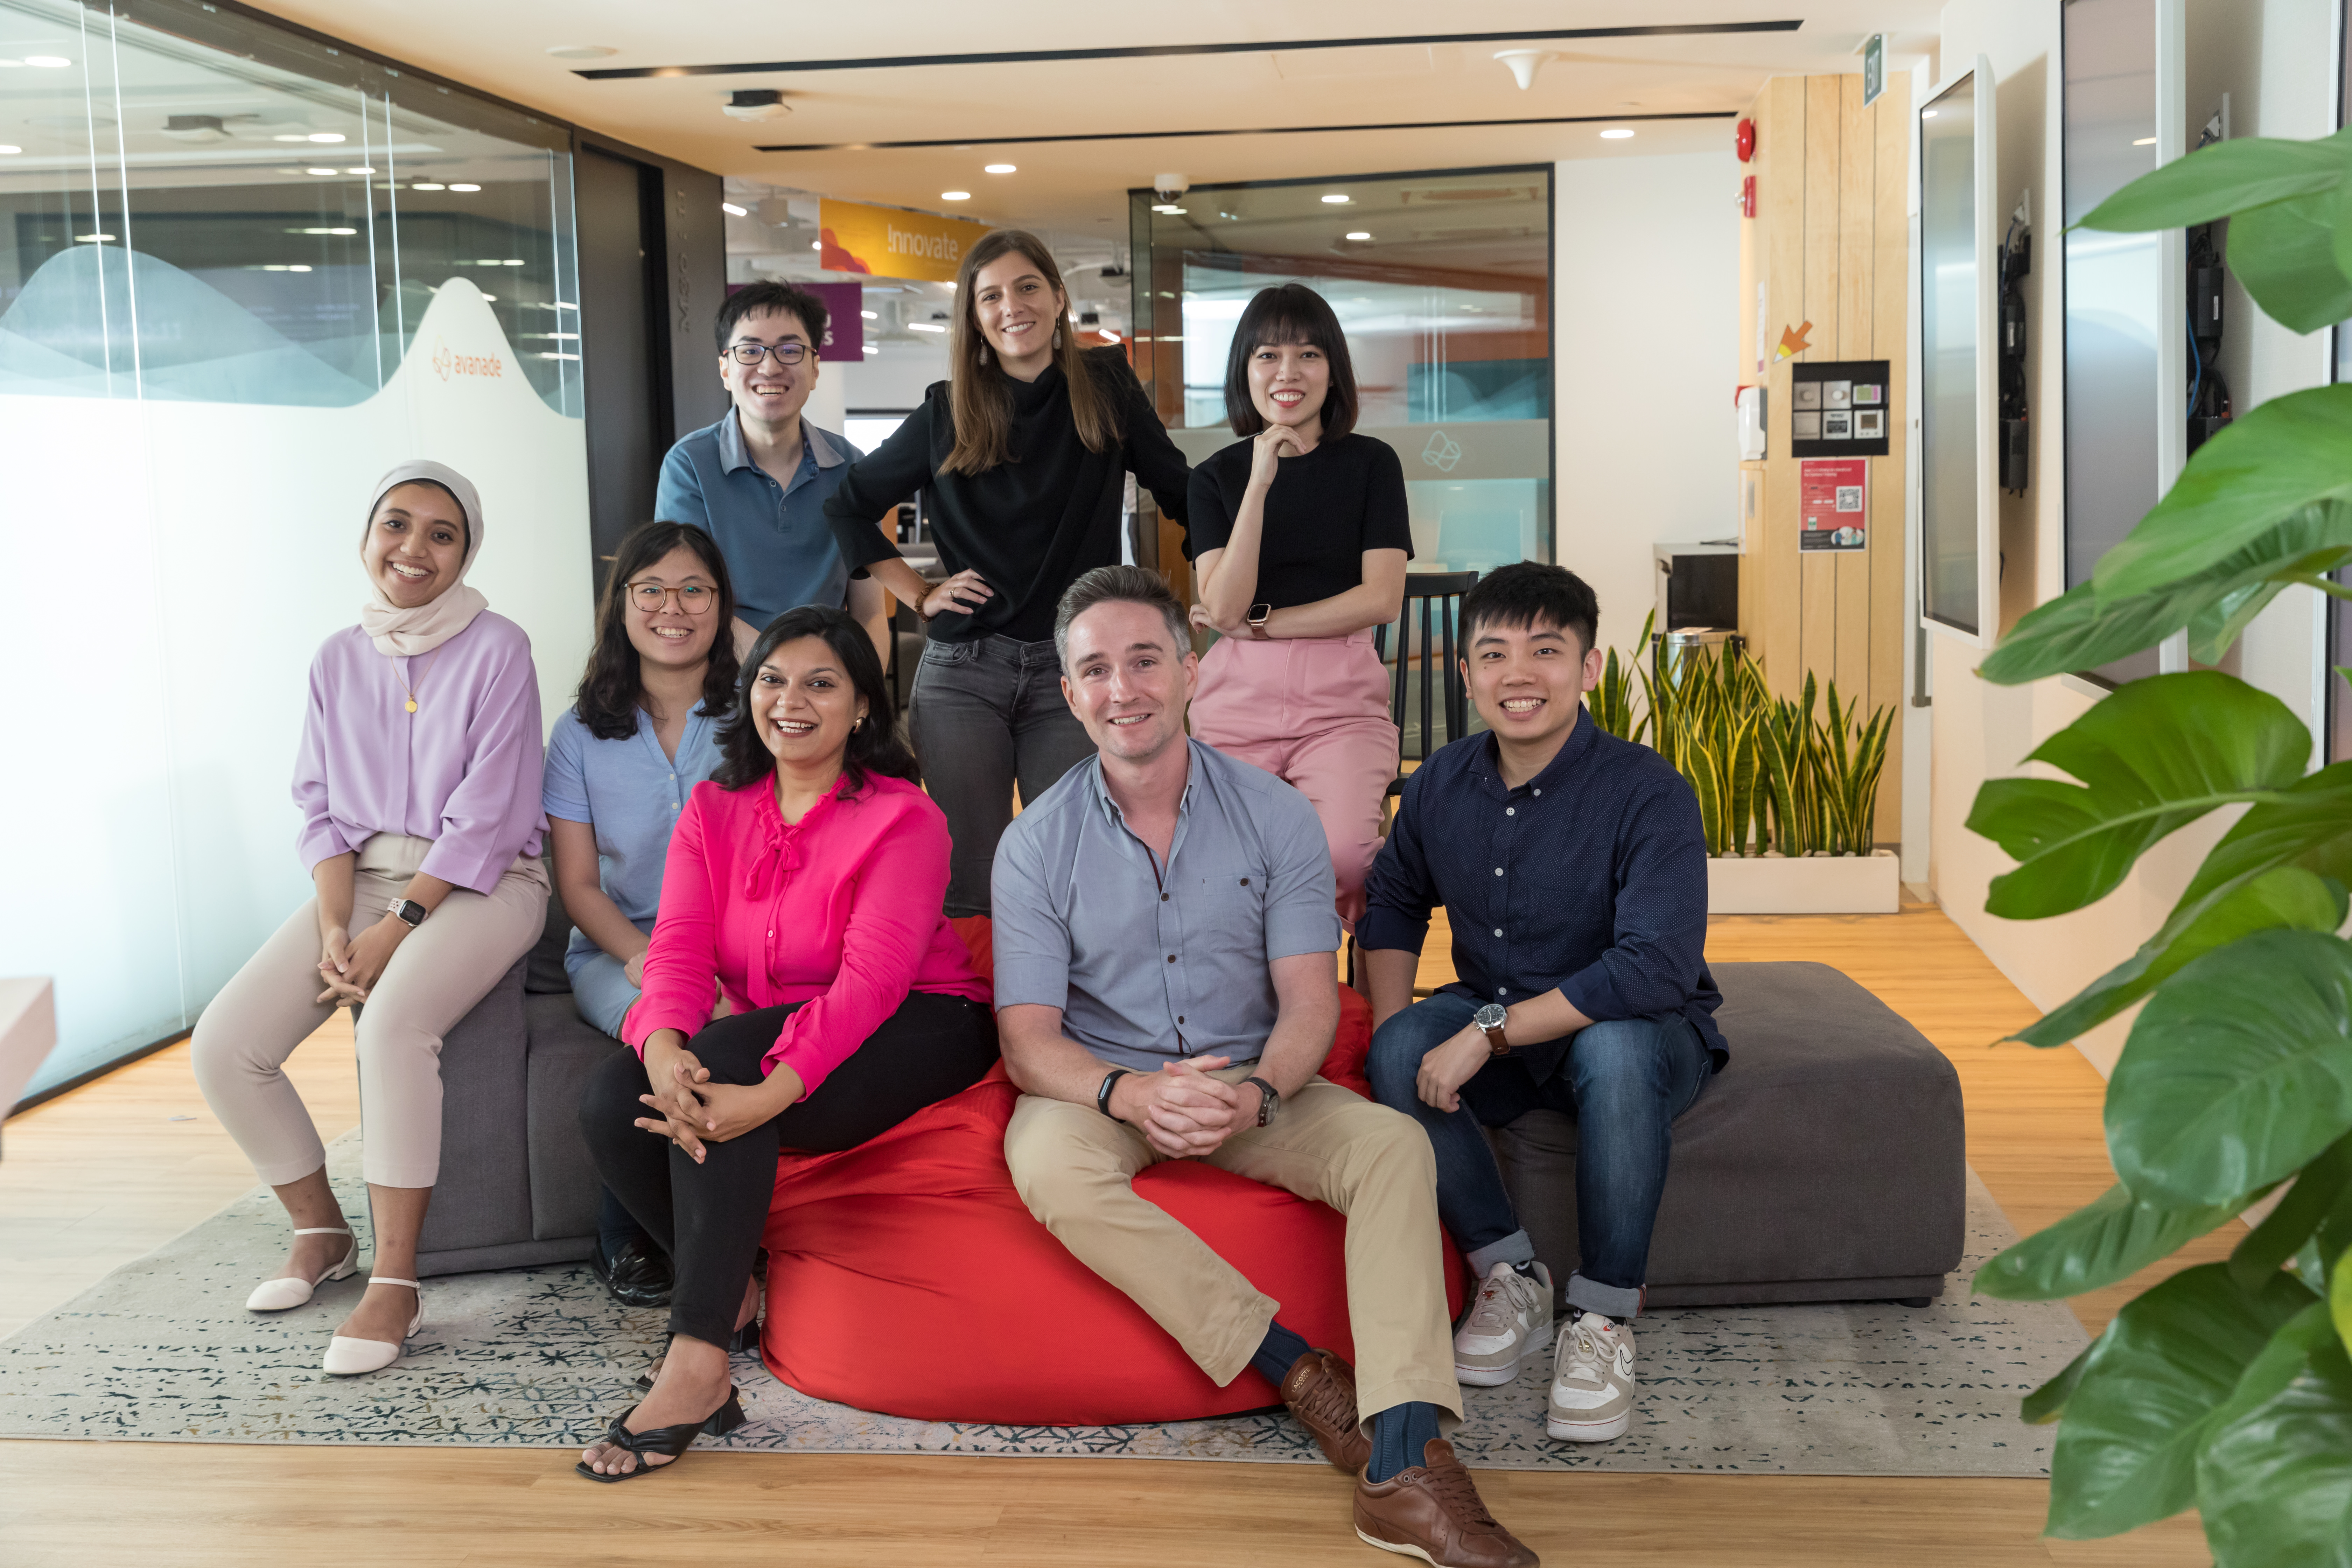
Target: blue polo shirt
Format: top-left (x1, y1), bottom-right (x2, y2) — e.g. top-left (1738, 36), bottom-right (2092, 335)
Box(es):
top-left (656, 411), bottom-right (865, 630)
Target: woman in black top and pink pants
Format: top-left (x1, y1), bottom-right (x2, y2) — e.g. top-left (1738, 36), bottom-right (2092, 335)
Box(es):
top-left (1188, 284), bottom-right (1412, 930)
top-left (822, 229), bottom-right (1191, 918)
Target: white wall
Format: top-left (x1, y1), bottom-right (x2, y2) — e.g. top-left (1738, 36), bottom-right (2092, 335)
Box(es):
top-left (1926, 0), bottom-right (2338, 1075)
top-left (1551, 150), bottom-right (1742, 657)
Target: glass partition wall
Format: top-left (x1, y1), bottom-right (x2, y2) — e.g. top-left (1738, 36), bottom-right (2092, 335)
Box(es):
top-left (1, 0), bottom-right (590, 1101)
top-left (1129, 166), bottom-right (1554, 590)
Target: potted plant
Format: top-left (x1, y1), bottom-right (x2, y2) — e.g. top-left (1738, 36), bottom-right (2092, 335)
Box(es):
top-left (1963, 127), bottom-right (2352, 1563)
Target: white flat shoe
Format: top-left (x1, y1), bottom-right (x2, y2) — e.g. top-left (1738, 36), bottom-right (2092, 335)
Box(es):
top-left (322, 1278), bottom-right (422, 1376)
top-left (246, 1226), bottom-right (357, 1312)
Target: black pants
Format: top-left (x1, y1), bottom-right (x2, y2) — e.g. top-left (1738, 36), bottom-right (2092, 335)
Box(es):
top-left (579, 990), bottom-right (999, 1348)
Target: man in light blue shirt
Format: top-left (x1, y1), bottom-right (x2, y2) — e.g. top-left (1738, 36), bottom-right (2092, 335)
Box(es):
top-left (656, 280), bottom-right (892, 662)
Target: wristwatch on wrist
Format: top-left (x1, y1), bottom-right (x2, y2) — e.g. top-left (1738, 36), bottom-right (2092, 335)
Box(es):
top-left (1247, 603), bottom-right (1273, 640)
top-left (1244, 1075), bottom-right (1282, 1128)
top-left (1097, 1068), bottom-right (1132, 1123)
top-left (1473, 1002), bottom-right (1512, 1057)
top-left (385, 898), bottom-right (427, 930)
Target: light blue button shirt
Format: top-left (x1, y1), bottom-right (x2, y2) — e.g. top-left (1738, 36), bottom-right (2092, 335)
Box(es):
top-left (542, 705), bottom-right (724, 972)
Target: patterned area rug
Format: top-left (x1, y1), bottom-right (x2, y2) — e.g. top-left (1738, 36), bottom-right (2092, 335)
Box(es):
top-left (0, 1133), bottom-right (2081, 1474)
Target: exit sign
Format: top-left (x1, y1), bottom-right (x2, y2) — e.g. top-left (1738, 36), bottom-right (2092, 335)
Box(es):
top-left (1862, 34), bottom-right (1887, 106)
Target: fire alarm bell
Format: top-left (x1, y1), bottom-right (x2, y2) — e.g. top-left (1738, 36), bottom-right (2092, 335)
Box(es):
top-left (1736, 118), bottom-right (1756, 162)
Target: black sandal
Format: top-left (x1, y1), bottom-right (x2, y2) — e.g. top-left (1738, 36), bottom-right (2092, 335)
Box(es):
top-left (633, 1319), bottom-right (761, 1392)
top-left (574, 1389), bottom-right (746, 1483)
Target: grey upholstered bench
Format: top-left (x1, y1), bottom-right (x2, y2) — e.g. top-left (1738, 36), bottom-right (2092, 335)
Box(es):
top-left (1488, 960), bottom-right (1966, 1308)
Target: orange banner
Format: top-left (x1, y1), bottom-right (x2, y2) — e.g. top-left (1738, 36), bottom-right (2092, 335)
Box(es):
top-left (819, 199), bottom-right (992, 283)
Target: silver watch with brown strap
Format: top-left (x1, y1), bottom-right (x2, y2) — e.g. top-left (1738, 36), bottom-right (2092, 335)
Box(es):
top-left (1473, 1002), bottom-right (1512, 1057)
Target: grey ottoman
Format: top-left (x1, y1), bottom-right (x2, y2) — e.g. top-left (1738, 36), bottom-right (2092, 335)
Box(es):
top-left (1487, 960), bottom-right (1965, 1309)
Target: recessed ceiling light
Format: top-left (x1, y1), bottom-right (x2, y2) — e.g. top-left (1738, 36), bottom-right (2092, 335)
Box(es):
top-left (304, 167), bottom-right (337, 176)
top-left (447, 183), bottom-right (481, 192)
top-left (345, 167), bottom-right (374, 176)
top-left (860, 309), bottom-right (877, 319)
top-left (288, 226), bottom-right (359, 236)
top-left (503, 258), bottom-right (524, 266)
top-left (984, 163), bottom-right (1016, 174)
top-left (73, 232), bottom-right (114, 242)
top-left (720, 201), bottom-right (747, 216)
top-left (545, 44), bottom-right (617, 60)
top-left (307, 132), bottom-right (345, 144)
top-left (1152, 203), bottom-right (1185, 214)
top-left (1599, 128), bottom-right (1636, 140)
top-left (410, 182), bottom-right (446, 191)
top-left (272, 133), bottom-right (310, 143)
top-left (1320, 193), bottom-right (1350, 204)
top-left (0, 145), bottom-right (19, 155)
top-left (811, 240), bottom-right (821, 251)
top-left (862, 344), bottom-right (880, 353)
top-left (24, 55), bottom-right (70, 68)
top-left (940, 190), bottom-right (971, 201)
top-left (2132, 136), bottom-right (2156, 146)
top-left (906, 321), bottom-right (946, 332)
top-left (1344, 231), bottom-right (1371, 241)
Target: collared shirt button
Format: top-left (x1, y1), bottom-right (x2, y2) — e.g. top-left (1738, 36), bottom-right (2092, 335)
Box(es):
top-left (1493, 927), bottom-right (1503, 937)
top-left (1494, 867), bottom-right (1504, 876)
top-left (1498, 986), bottom-right (1509, 995)
top-left (1506, 806), bottom-right (1516, 816)
top-left (1533, 788), bottom-right (1541, 796)
top-left (1161, 893), bottom-right (1169, 901)
top-left (1167, 954), bottom-right (1176, 963)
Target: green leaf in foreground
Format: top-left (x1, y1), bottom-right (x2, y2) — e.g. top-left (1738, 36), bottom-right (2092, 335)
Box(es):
top-left (2076, 131), bottom-right (2352, 231)
top-left (1967, 672), bottom-right (2310, 920)
top-left (2023, 1344), bottom-right (2092, 1425)
top-left (2108, 930), bottom-right (2352, 1206)
top-left (2233, 1130), bottom-right (2352, 1291)
top-left (2197, 1309), bottom-right (2352, 1568)
top-left (1977, 1181), bottom-right (2261, 1301)
top-left (2233, 190), bottom-right (2352, 336)
top-left (2046, 1264), bottom-right (2317, 1540)
top-left (2012, 867), bottom-right (2348, 1048)
top-left (2096, 385), bottom-right (2352, 601)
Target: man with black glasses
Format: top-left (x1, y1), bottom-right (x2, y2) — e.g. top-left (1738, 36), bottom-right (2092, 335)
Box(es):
top-left (656, 280), bottom-right (891, 662)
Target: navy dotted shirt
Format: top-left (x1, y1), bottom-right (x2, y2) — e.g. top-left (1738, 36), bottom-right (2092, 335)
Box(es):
top-left (1359, 710), bottom-right (1726, 1079)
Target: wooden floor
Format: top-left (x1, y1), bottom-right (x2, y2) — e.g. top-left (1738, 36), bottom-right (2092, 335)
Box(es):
top-left (0, 907), bottom-right (2217, 1566)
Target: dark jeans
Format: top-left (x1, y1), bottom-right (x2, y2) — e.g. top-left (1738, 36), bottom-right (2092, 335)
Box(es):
top-left (1365, 992), bottom-right (1712, 1321)
top-left (579, 991), bottom-right (999, 1347)
top-left (909, 634), bottom-right (1097, 917)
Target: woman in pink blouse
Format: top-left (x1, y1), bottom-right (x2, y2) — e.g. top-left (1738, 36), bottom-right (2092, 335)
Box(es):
top-left (575, 604), bottom-right (996, 1481)
top-left (191, 461), bottom-right (550, 1377)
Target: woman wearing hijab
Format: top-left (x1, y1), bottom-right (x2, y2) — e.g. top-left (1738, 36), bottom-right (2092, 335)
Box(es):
top-left (190, 462), bottom-right (549, 1376)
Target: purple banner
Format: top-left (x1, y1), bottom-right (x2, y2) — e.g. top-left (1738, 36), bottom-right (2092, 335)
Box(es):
top-left (806, 281), bottom-right (865, 362)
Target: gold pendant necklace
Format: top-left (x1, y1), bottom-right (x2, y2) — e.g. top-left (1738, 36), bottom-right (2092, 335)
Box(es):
top-left (393, 646), bottom-right (445, 715)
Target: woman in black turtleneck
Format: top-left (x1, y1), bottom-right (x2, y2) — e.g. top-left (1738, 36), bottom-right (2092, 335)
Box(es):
top-left (823, 229), bottom-right (1191, 917)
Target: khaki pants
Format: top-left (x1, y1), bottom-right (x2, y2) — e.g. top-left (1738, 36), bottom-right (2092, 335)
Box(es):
top-left (1003, 1064), bottom-right (1463, 1431)
top-left (190, 833), bottom-right (548, 1189)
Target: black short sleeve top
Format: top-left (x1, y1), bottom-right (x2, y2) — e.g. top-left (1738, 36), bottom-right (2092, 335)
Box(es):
top-left (1184, 432), bottom-right (1415, 610)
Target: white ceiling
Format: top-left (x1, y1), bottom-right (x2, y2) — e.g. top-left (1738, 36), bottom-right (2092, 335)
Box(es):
top-left (237, 2), bottom-right (1947, 228)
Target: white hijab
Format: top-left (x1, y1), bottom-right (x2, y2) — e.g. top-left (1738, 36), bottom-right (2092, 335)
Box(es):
top-left (358, 460), bottom-right (489, 658)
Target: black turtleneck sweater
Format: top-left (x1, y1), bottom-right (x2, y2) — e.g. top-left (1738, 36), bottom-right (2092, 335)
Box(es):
top-left (821, 346), bottom-right (1193, 644)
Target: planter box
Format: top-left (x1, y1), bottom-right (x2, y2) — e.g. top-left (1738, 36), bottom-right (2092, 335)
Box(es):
top-left (1707, 849), bottom-right (1899, 915)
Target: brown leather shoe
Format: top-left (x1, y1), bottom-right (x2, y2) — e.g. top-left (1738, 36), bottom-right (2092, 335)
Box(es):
top-left (1353, 1438), bottom-right (1538, 1567)
top-left (1278, 1349), bottom-right (1372, 1474)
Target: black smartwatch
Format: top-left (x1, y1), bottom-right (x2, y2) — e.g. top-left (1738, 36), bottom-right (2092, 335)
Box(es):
top-left (1097, 1068), bottom-right (1132, 1122)
top-left (385, 897), bottom-right (427, 930)
top-left (1245, 1076), bottom-right (1281, 1128)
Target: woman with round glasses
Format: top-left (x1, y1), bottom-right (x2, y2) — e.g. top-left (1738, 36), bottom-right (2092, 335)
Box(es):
top-left (820, 229), bottom-right (1192, 918)
top-left (544, 521), bottom-right (741, 1308)
top-left (656, 281), bottom-right (893, 665)
top-left (190, 461), bottom-right (549, 1376)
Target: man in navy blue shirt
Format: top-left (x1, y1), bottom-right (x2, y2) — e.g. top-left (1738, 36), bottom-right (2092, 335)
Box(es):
top-left (1361, 561), bottom-right (1723, 1448)
top-left (655, 280), bottom-right (893, 664)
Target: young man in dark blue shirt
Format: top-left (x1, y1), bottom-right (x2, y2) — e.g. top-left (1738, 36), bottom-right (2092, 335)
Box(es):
top-left (1360, 562), bottom-right (1725, 1446)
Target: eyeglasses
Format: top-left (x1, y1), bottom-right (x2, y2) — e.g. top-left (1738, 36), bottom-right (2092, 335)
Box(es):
top-left (626, 581), bottom-right (716, 615)
top-left (726, 341), bottom-right (810, 366)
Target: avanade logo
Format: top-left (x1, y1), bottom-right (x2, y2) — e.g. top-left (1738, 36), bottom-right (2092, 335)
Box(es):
top-left (431, 334), bottom-right (505, 382)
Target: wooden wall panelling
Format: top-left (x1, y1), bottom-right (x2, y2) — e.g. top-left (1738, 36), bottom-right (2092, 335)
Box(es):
top-left (1870, 73), bottom-right (1913, 842)
top-left (1833, 73), bottom-right (1876, 716)
top-left (1798, 75), bottom-right (1843, 692)
top-left (1757, 76), bottom-right (1808, 699)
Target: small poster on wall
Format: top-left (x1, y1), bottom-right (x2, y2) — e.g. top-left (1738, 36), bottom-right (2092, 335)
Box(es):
top-left (1799, 457), bottom-right (1869, 551)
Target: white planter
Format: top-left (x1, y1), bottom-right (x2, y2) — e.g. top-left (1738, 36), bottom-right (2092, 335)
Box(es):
top-left (1706, 849), bottom-right (1899, 915)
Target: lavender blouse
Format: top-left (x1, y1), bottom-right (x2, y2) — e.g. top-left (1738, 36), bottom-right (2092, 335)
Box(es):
top-left (293, 612), bottom-right (547, 894)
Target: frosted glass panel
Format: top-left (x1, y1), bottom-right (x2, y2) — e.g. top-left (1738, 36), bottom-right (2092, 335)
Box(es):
top-left (1920, 74), bottom-right (1981, 636)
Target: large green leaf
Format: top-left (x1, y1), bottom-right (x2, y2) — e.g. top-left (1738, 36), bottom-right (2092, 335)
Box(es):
top-left (1967, 672), bottom-right (2311, 920)
top-left (2234, 192), bottom-right (2352, 335)
top-left (2198, 1310), bottom-right (2352, 1568)
top-left (2046, 1264), bottom-right (2317, 1539)
top-left (2096, 386), bottom-right (2352, 601)
top-left (2108, 930), bottom-right (2352, 1205)
top-left (2077, 132), bottom-right (2352, 231)
top-left (1977, 1181), bottom-right (2263, 1301)
top-left (2024, 1344), bottom-right (2093, 1425)
top-left (2234, 1130), bottom-right (2352, 1290)
top-left (2013, 868), bottom-right (2348, 1048)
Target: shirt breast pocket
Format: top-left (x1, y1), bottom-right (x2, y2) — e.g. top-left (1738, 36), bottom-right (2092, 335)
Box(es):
top-left (1191, 865), bottom-right (1268, 963)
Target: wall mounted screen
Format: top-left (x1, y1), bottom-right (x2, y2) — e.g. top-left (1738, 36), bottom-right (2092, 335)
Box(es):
top-left (1919, 69), bottom-right (1988, 639)
top-left (2063, 0), bottom-right (2164, 687)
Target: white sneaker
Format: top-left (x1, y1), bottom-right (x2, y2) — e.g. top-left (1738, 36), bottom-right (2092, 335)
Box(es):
top-left (1547, 1311), bottom-right (1634, 1442)
top-left (1451, 1261), bottom-right (1553, 1386)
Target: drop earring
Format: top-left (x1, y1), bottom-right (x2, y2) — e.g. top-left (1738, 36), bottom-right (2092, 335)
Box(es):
top-left (978, 343), bottom-right (992, 365)
top-left (1052, 328), bottom-right (1062, 351)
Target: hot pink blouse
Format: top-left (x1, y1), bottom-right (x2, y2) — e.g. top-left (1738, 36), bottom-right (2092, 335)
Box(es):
top-left (623, 771), bottom-right (990, 1092)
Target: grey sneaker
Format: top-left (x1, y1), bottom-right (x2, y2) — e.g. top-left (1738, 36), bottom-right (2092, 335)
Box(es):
top-left (1546, 1311), bottom-right (1634, 1442)
top-left (1451, 1261), bottom-right (1553, 1386)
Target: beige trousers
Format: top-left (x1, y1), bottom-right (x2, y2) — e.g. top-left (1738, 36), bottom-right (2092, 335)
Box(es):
top-left (190, 833), bottom-right (548, 1189)
top-left (1003, 1064), bottom-right (1463, 1430)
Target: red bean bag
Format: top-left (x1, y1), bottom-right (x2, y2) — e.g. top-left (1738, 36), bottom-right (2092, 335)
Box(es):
top-left (758, 923), bottom-right (1463, 1424)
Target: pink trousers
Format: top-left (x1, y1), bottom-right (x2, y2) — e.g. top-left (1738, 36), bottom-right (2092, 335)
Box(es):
top-left (1190, 628), bottom-right (1399, 930)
